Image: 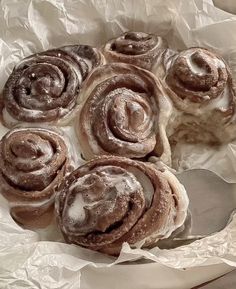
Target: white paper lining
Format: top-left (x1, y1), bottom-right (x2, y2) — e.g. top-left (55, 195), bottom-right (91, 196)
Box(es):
top-left (1, 0), bottom-right (236, 288)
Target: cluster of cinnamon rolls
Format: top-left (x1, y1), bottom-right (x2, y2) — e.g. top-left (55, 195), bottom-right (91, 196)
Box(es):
top-left (1, 31), bottom-right (235, 255)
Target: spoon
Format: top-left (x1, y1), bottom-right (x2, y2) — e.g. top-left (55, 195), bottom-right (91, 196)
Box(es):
top-left (158, 169), bottom-right (236, 248)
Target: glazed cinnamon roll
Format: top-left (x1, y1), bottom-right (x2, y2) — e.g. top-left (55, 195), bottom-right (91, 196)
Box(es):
top-left (103, 32), bottom-right (167, 70)
top-left (0, 127), bottom-right (72, 228)
top-left (76, 63), bottom-right (172, 164)
top-left (2, 45), bottom-right (103, 127)
top-left (55, 156), bottom-right (188, 255)
top-left (160, 48), bottom-right (236, 144)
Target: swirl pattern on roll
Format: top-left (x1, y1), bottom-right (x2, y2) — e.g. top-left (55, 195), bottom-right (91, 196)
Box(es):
top-left (0, 127), bottom-right (71, 227)
top-left (76, 63), bottom-right (172, 161)
top-left (103, 32), bottom-right (167, 70)
top-left (2, 45), bottom-right (103, 126)
top-left (56, 156), bottom-right (188, 255)
top-left (166, 48), bottom-right (233, 103)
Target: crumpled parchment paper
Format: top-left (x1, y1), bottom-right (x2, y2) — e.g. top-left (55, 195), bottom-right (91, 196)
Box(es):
top-left (1, 0), bottom-right (236, 288)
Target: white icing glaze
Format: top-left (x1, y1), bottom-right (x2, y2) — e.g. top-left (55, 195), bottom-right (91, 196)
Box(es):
top-left (165, 81), bottom-right (231, 119)
top-left (67, 193), bottom-right (87, 222)
top-left (175, 83), bottom-right (231, 116)
top-left (127, 101), bottom-right (143, 113)
top-left (102, 169), bottom-right (140, 196)
top-left (61, 125), bottom-right (85, 167)
top-left (65, 165), bottom-right (146, 225)
top-left (69, 60), bottom-right (83, 85)
top-left (83, 57), bottom-right (93, 72)
top-left (185, 53), bottom-right (207, 75)
top-left (183, 50), bottom-right (226, 76)
top-left (127, 166), bottom-right (154, 206)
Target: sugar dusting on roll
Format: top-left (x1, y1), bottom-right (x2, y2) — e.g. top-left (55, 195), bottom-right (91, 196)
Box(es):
top-left (55, 156), bottom-right (189, 255)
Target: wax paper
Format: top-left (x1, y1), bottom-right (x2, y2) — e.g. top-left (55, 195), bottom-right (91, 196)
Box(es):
top-left (1, 0), bottom-right (236, 288)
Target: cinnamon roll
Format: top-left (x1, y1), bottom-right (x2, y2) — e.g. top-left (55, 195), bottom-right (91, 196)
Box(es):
top-left (0, 127), bottom-right (71, 228)
top-left (160, 48), bottom-right (236, 144)
top-left (2, 45), bottom-right (103, 127)
top-left (103, 32), bottom-right (167, 70)
top-left (55, 156), bottom-right (188, 255)
top-left (76, 63), bottom-right (172, 164)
